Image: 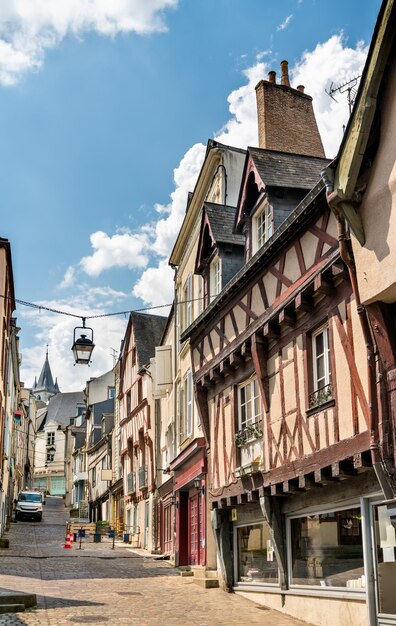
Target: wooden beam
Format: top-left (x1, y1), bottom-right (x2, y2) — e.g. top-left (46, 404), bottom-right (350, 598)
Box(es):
top-left (195, 385), bottom-right (210, 446)
top-left (229, 351), bottom-right (243, 369)
top-left (219, 360), bottom-right (234, 377)
top-left (251, 333), bottom-right (269, 414)
top-left (279, 309), bottom-right (295, 327)
top-left (314, 274), bottom-right (333, 296)
top-left (294, 292), bottom-right (313, 315)
top-left (263, 321), bottom-right (280, 340)
top-left (241, 341), bottom-right (252, 361)
top-left (331, 262), bottom-right (349, 282)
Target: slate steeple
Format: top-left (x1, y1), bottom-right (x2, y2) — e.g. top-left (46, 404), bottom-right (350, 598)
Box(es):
top-left (32, 347), bottom-right (60, 403)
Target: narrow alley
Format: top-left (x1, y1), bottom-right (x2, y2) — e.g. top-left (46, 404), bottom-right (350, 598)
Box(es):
top-left (0, 497), bottom-right (310, 626)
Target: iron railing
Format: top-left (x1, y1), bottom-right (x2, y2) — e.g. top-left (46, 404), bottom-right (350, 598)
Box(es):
top-left (126, 472), bottom-right (136, 494)
top-left (138, 465), bottom-right (148, 489)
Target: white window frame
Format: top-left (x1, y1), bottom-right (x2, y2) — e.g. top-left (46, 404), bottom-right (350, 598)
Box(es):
top-left (210, 256), bottom-right (221, 301)
top-left (183, 273), bottom-right (193, 330)
top-left (47, 431), bottom-right (55, 446)
top-left (184, 369), bottom-right (193, 437)
top-left (312, 325), bottom-right (331, 391)
top-left (254, 201), bottom-right (273, 253)
top-left (197, 276), bottom-right (204, 316)
top-left (238, 378), bottom-right (261, 432)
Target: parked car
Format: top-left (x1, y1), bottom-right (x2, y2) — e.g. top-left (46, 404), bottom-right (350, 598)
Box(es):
top-left (15, 491), bottom-right (44, 521)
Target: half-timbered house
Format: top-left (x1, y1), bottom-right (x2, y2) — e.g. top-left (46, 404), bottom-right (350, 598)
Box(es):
top-left (183, 62), bottom-right (381, 625)
top-left (119, 312), bottom-right (166, 551)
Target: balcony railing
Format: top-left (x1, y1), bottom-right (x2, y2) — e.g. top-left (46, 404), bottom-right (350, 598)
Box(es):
top-left (309, 383), bottom-right (333, 409)
top-left (138, 465), bottom-right (148, 489)
top-left (235, 421), bottom-right (263, 447)
top-left (127, 472), bottom-right (136, 494)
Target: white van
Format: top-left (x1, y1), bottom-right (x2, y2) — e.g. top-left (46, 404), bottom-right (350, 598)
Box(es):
top-left (15, 491), bottom-right (44, 522)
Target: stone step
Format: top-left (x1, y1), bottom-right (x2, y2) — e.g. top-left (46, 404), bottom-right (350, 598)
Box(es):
top-left (0, 593), bottom-right (37, 609)
top-left (191, 566), bottom-right (218, 579)
top-left (0, 604), bottom-right (25, 614)
top-left (192, 577), bottom-right (219, 589)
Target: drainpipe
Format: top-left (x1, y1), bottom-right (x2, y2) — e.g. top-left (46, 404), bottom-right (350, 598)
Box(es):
top-left (322, 170), bottom-right (395, 499)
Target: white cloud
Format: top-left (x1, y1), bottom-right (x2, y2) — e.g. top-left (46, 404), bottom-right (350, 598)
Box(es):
top-left (277, 15), bottom-right (293, 31)
top-left (80, 229), bottom-right (150, 276)
top-left (59, 265), bottom-right (76, 289)
top-left (133, 258), bottom-right (174, 306)
top-left (291, 34), bottom-right (368, 157)
top-left (0, 0), bottom-right (178, 85)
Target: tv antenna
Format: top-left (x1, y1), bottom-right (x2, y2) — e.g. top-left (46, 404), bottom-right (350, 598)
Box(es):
top-left (325, 75), bottom-right (361, 115)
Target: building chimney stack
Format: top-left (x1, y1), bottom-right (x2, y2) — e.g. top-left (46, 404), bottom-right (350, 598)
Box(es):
top-left (280, 60), bottom-right (290, 87)
top-left (255, 59), bottom-right (325, 157)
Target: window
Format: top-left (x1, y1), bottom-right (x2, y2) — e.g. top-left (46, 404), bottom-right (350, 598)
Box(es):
top-left (238, 379), bottom-right (261, 434)
top-left (46, 452), bottom-right (55, 462)
top-left (47, 432), bottom-right (55, 446)
top-left (108, 387), bottom-right (115, 399)
top-left (289, 506), bottom-right (364, 589)
top-left (255, 202), bottom-right (273, 252)
top-left (91, 468), bottom-right (96, 487)
top-left (197, 276), bottom-right (204, 316)
top-left (310, 325), bottom-right (332, 407)
top-left (235, 522), bottom-right (279, 585)
top-left (210, 257), bottom-right (221, 301)
top-left (184, 370), bottom-right (193, 438)
top-left (183, 274), bottom-right (193, 329)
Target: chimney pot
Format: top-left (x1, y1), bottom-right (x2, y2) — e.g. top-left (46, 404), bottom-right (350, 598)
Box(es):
top-left (280, 60), bottom-right (290, 87)
top-left (268, 70), bottom-right (276, 84)
top-left (296, 85), bottom-right (305, 93)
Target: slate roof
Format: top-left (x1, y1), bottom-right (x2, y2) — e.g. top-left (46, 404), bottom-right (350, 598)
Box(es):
top-left (131, 312), bottom-right (167, 370)
top-left (33, 350), bottom-right (60, 395)
top-left (248, 148), bottom-right (331, 190)
top-left (39, 391), bottom-right (85, 430)
top-left (203, 203), bottom-right (244, 246)
top-left (73, 428), bottom-right (86, 451)
top-left (91, 398), bottom-right (114, 425)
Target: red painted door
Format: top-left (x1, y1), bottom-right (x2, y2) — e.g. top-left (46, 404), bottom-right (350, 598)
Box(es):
top-left (189, 495), bottom-right (200, 565)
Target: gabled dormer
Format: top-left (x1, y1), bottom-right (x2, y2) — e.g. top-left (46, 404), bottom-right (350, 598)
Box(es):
top-left (235, 148), bottom-right (330, 262)
top-left (195, 202), bottom-right (245, 307)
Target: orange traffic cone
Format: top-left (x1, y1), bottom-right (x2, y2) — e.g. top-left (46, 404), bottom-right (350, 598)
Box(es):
top-left (64, 531), bottom-right (72, 549)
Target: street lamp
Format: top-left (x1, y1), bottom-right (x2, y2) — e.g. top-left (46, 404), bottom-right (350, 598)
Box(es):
top-left (72, 318), bottom-right (95, 365)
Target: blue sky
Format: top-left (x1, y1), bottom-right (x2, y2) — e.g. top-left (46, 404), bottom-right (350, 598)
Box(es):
top-left (0, 0), bottom-right (381, 390)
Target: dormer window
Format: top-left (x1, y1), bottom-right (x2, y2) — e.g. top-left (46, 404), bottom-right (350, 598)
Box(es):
top-left (254, 201), bottom-right (273, 253)
top-left (210, 257), bottom-right (221, 301)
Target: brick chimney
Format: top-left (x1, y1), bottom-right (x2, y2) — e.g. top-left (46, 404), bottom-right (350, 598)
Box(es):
top-left (255, 60), bottom-right (325, 157)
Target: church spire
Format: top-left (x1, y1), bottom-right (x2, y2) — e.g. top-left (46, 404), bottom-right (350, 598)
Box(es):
top-left (32, 348), bottom-right (60, 402)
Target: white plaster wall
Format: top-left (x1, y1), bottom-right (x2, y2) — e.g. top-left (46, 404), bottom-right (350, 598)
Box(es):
top-left (352, 62), bottom-right (396, 304)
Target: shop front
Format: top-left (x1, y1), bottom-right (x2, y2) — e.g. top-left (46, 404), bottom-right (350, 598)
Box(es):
top-left (170, 438), bottom-right (206, 567)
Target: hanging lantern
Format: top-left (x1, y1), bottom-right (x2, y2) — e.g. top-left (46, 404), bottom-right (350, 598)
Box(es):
top-left (72, 318), bottom-right (95, 365)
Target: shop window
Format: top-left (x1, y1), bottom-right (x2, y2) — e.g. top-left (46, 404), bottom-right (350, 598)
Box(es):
top-left (289, 506), bottom-right (364, 589)
top-left (235, 522), bottom-right (279, 585)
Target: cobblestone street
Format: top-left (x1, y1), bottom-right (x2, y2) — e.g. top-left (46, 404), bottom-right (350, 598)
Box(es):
top-left (0, 497), bottom-right (313, 626)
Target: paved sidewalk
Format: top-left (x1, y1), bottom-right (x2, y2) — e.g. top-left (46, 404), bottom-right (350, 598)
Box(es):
top-left (0, 497), bottom-right (313, 626)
